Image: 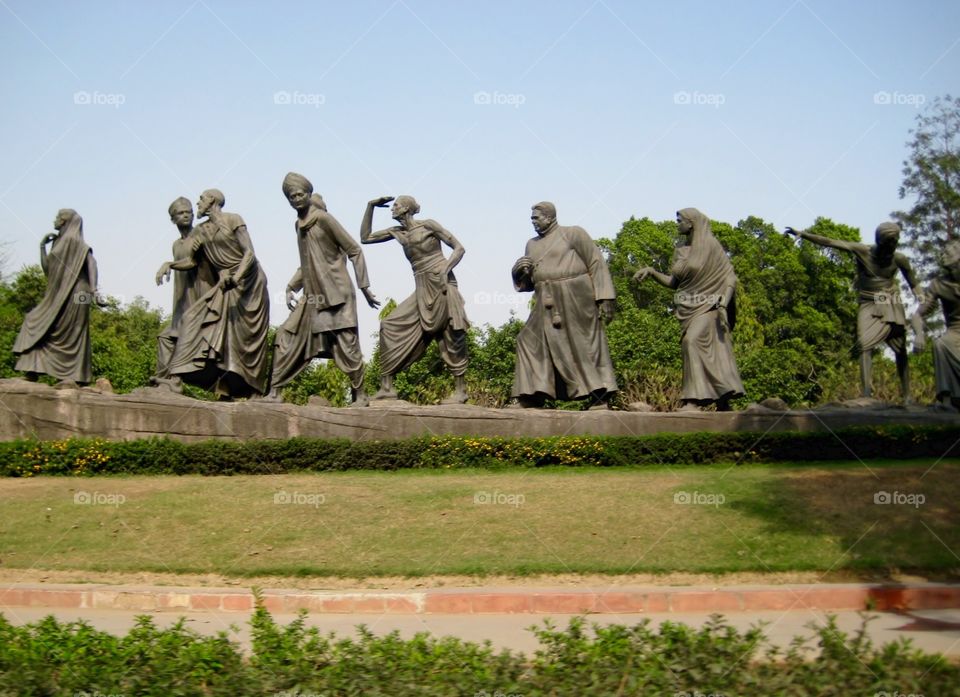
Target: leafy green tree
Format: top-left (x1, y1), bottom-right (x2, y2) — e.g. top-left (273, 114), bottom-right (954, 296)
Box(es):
top-left (893, 94), bottom-right (960, 276)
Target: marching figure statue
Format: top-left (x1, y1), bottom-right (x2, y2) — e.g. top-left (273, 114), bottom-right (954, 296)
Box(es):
top-left (360, 195), bottom-right (469, 404)
top-left (912, 239), bottom-right (960, 411)
top-left (634, 208), bottom-right (743, 411)
top-left (267, 172), bottom-right (379, 405)
top-left (511, 201), bottom-right (618, 409)
top-left (785, 221), bottom-right (920, 403)
top-left (14, 209), bottom-right (104, 388)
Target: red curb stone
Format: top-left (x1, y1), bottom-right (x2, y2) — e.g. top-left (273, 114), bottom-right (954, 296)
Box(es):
top-left (592, 592), bottom-right (646, 613)
top-left (645, 593), bottom-right (670, 612)
top-left (532, 593), bottom-right (598, 614)
top-left (317, 596), bottom-right (357, 613)
top-left (221, 595), bottom-right (253, 611)
top-left (26, 590), bottom-right (83, 608)
top-left (425, 593), bottom-right (474, 614)
top-left (670, 591), bottom-right (742, 613)
top-left (791, 588), bottom-right (868, 610)
top-left (470, 594), bottom-right (531, 614)
top-left (259, 596), bottom-right (285, 613)
top-left (190, 594), bottom-right (222, 611)
top-left (0, 589), bottom-right (27, 606)
top-left (384, 597), bottom-right (420, 613)
top-left (901, 586), bottom-right (960, 610)
top-left (352, 597), bottom-right (388, 613)
top-left (742, 590), bottom-right (803, 611)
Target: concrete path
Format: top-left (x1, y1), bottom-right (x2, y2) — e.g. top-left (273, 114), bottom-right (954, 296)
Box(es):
top-left (4, 605), bottom-right (960, 656)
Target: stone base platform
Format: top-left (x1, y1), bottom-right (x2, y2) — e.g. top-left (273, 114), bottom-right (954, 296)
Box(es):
top-left (1, 379), bottom-right (957, 442)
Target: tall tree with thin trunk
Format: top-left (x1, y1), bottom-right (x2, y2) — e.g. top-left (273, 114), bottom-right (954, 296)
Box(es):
top-left (892, 94), bottom-right (960, 277)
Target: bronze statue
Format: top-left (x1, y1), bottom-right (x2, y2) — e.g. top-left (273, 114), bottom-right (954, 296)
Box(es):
top-left (13, 209), bottom-right (103, 388)
top-left (266, 172), bottom-right (379, 405)
top-left (785, 221), bottom-right (920, 403)
top-left (912, 239), bottom-right (960, 411)
top-left (360, 195), bottom-right (469, 404)
top-left (511, 201), bottom-right (618, 409)
top-left (152, 197), bottom-right (214, 393)
top-left (159, 189), bottom-right (270, 399)
top-left (634, 208), bottom-right (743, 411)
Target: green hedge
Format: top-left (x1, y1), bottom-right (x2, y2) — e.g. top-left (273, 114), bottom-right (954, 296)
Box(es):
top-left (0, 426), bottom-right (957, 476)
top-left (0, 603), bottom-right (955, 696)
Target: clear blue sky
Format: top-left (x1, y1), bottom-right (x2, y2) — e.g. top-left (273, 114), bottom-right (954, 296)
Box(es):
top-left (1, 0), bottom-right (958, 355)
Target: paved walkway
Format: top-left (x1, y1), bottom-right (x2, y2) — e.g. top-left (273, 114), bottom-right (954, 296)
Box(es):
top-left (4, 605), bottom-right (960, 656)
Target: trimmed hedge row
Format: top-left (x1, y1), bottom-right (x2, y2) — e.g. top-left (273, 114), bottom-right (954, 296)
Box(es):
top-left (1, 605), bottom-right (956, 696)
top-left (0, 426), bottom-right (957, 476)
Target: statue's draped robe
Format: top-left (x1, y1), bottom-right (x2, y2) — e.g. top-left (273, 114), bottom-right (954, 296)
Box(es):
top-left (928, 278), bottom-right (960, 399)
top-left (671, 209), bottom-right (744, 402)
top-left (168, 213), bottom-right (270, 397)
top-left (849, 245), bottom-right (914, 353)
top-left (378, 221), bottom-right (469, 376)
top-left (155, 230), bottom-right (213, 378)
top-left (272, 207), bottom-right (369, 389)
top-left (14, 215), bottom-right (95, 383)
top-left (511, 223), bottom-right (618, 399)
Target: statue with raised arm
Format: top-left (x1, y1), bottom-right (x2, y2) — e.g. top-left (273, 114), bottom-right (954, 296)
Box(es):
top-left (633, 208), bottom-right (744, 411)
top-left (360, 195), bottom-right (469, 404)
top-left (266, 172), bottom-right (380, 406)
top-left (785, 221), bottom-right (920, 403)
top-left (151, 197), bottom-right (214, 392)
top-left (911, 239), bottom-right (960, 411)
top-left (159, 189), bottom-right (270, 399)
top-left (13, 209), bottom-right (104, 388)
top-left (511, 201), bottom-right (618, 409)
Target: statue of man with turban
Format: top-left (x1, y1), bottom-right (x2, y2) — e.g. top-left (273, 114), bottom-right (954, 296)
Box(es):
top-left (267, 172), bottom-right (380, 405)
top-left (785, 221), bottom-right (921, 403)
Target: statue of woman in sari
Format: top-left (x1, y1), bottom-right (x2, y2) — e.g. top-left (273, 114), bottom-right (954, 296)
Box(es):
top-left (360, 195), bottom-right (469, 404)
top-left (13, 209), bottom-right (104, 388)
top-left (633, 208), bottom-right (744, 411)
top-left (912, 240), bottom-right (960, 411)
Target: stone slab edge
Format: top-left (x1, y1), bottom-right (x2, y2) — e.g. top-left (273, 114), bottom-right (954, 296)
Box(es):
top-left (1, 583), bottom-right (958, 614)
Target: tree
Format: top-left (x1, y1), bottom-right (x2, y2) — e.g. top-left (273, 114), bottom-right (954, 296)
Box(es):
top-left (893, 94), bottom-right (960, 277)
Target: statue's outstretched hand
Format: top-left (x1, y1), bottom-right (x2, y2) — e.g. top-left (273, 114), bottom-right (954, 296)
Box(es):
top-left (370, 196), bottom-right (394, 208)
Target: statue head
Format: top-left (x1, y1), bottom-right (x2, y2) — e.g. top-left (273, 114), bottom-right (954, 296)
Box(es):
top-left (168, 197), bottom-right (194, 228)
top-left (197, 189), bottom-right (225, 218)
top-left (282, 172), bottom-right (314, 212)
top-left (392, 195), bottom-right (420, 221)
top-left (531, 201), bottom-right (557, 234)
top-left (874, 222), bottom-right (900, 250)
top-left (942, 239), bottom-right (960, 280)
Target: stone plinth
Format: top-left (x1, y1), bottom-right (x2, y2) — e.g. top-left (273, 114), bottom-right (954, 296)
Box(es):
top-left (1, 379), bottom-right (957, 442)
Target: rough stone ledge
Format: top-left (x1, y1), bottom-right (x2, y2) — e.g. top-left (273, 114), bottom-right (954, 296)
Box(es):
top-left (2, 379), bottom-right (957, 442)
top-left (1, 582), bottom-right (958, 614)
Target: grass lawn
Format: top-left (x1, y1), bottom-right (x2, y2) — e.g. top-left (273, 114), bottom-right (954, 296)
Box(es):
top-left (0, 461), bottom-right (958, 580)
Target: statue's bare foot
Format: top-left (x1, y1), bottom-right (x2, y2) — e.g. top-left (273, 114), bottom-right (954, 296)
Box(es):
top-left (255, 388), bottom-right (283, 403)
top-left (350, 391), bottom-right (370, 408)
top-left (150, 376), bottom-right (183, 394)
top-left (678, 402), bottom-right (701, 412)
top-left (54, 379), bottom-right (79, 390)
top-left (441, 390), bottom-right (468, 405)
top-left (373, 389), bottom-right (399, 400)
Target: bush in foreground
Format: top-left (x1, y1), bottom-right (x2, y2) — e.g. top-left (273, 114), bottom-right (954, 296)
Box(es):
top-left (0, 600), bottom-right (955, 696)
top-left (0, 427), bottom-right (958, 476)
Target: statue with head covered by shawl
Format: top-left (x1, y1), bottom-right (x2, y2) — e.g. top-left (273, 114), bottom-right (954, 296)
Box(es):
top-left (13, 209), bottom-right (105, 388)
top-left (265, 172), bottom-right (380, 406)
top-left (634, 208), bottom-right (744, 411)
top-left (785, 220), bottom-right (921, 404)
